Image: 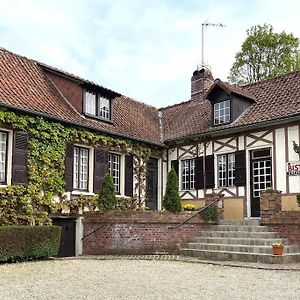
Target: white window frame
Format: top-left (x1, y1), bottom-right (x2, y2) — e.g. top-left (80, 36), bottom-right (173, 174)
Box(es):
top-left (0, 129), bottom-right (12, 187)
top-left (214, 100), bottom-right (231, 125)
top-left (181, 159), bottom-right (195, 190)
top-left (0, 131), bottom-right (8, 184)
top-left (84, 90), bottom-right (111, 121)
top-left (73, 146), bottom-right (89, 191)
top-left (109, 153), bottom-right (120, 193)
top-left (217, 152), bottom-right (235, 187)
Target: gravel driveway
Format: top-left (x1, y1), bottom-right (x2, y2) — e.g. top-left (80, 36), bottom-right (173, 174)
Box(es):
top-left (0, 259), bottom-right (299, 300)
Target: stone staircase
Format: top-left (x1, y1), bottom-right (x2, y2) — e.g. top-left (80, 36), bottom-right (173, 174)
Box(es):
top-left (180, 219), bottom-right (300, 264)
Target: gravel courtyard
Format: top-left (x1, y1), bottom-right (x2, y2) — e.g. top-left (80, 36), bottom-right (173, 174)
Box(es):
top-left (0, 259), bottom-right (299, 300)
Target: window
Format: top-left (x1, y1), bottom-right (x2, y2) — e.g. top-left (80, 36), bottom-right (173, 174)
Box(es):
top-left (217, 153), bottom-right (235, 187)
top-left (214, 100), bottom-right (230, 125)
top-left (73, 146), bottom-right (89, 190)
top-left (84, 90), bottom-right (111, 120)
top-left (0, 131), bottom-right (7, 183)
top-left (109, 153), bottom-right (120, 193)
top-left (181, 159), bottom-right (195, 190)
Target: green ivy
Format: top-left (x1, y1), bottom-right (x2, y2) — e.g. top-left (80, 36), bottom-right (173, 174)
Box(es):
top-left (0, 108), bottom-right (160, 225)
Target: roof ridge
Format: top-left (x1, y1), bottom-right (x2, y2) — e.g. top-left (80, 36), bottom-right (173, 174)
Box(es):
top-left (243, 70), bottom-right (300, 88)
top-left (159, 98), bottom-right (191, 111)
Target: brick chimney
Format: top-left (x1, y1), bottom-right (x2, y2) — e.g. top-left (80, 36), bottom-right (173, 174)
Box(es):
top-left (191, 67), bottom-right (214, 102)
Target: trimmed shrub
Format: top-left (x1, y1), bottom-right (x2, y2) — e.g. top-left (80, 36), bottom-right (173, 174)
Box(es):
top-left (97, 174), bottom-right (117, 210)
top-left (163, 168), bottom-right (181, 212)
top-left (200, 206), bottom-right (218, 222)
top-left (0, 225), bottom-right (61, 263)
top-left (116, 197), bottom-right (135, 210)
top-left (297, 194), bottom-right (300, 207)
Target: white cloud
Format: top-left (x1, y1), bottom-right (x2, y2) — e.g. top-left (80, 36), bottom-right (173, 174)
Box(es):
top-left (1, 0), bottom-right (300, 107)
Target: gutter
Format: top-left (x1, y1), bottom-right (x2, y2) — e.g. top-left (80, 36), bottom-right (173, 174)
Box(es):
top-left (0, 102), bottom-right (166, 148)
top-left (164, 113), bottom-right (300, 145)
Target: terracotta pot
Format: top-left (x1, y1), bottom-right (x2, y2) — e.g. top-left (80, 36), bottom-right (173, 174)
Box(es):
top-left (272, 246), bottom-right (284, 256)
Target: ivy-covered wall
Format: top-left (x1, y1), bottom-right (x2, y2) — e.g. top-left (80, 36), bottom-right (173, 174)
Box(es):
top-left (0, 108), bottom-right (162, 226)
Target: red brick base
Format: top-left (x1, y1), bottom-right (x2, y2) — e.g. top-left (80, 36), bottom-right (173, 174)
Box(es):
top-left (82, 211), bottom-right (211, 255)
top-left (261, 212), bottom-right (300, 246)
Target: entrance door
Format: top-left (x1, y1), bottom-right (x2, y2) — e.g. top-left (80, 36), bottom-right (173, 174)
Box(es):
top-left (250, 148), bottom-right (272, 217)
top-left (146, 157), bottom-right (158, 210)
top-left (52, 218), bottom-right (76, 257)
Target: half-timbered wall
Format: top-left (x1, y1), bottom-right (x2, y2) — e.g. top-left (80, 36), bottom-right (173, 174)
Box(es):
top-left (165, 122), bottom-right (300, 218)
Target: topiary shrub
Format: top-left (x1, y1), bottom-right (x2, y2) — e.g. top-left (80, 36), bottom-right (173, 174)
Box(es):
top-left (163, 168), bottom-right (181, 212)
top-left (0, 225), bottom-right (61, 263)
top-left (97, 174), bottom-right (117, 210)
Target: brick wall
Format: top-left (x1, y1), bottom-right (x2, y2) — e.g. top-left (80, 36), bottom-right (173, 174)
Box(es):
top-left (261, 212), bottom-right (300, 245)
top-left (260, 191), bottom-right (300, 246)
top-left (82, 211), bottom-right (211, 255)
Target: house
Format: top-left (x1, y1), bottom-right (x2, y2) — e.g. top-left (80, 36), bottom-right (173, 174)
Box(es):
top-left (0, 47), bottom-right (300, 255)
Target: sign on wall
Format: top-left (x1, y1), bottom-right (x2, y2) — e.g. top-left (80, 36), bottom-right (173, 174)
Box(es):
top-left (286, 161), bottom-right (300, 176)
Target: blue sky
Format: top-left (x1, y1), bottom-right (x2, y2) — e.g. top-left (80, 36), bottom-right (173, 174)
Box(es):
top-left (1, 0), bottom-right (300, 107)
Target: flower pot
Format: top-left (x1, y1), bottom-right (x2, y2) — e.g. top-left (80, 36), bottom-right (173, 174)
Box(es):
top-left (272, 246), bottom-right (284, 256)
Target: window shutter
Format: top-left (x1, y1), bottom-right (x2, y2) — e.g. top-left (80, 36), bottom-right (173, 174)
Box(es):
top-left (93, 148), bottom-right (109, 193)
top-left (205, 155), bottom-right (215, 189)
top-left (65, 144), bottom-right (74, 191)
top-left (171, 160), bottom-right (179, 176)
top-left (125, 154), bottom-right (133, 197)
top-left (234, 150), bottom-right (246, 186)
top-left (194, 157), bottom-right (204, 189)
top-left (12, 131), bottom-right (28, 185)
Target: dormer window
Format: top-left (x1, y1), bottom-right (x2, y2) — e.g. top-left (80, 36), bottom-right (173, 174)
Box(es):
top-left (84, 90), bottom-right (111, 121)
top-left (214, 100), bottom-right (230, 125)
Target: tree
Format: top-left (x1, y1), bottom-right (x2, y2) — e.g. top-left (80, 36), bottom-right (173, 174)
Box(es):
top-left (228, 24), bottom-right (300, 85)
top-left (97, 174), bottom-right (116, 210)
top-left (163, 168), bottom-right (181, 212)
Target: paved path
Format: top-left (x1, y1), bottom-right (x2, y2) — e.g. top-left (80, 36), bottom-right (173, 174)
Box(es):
top-left (0, 257), bottom-right (299, 299)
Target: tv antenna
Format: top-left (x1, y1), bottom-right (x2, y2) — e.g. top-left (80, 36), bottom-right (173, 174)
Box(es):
top-left (201, 21), bottom-right (225, 67)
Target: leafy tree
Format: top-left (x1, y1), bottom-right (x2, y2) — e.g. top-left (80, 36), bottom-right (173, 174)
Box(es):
top-left (97, 174), bottom-right (116, 210)
top-left (228, 24), bottom-right (300, 84)
top-left (163, 168), bottom-right (181, 212)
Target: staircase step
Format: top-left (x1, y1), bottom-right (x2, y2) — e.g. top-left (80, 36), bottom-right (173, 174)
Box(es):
top-left (208, 225), bottom-right (270, 232)
top-left (200, 230), bottom-right (280, 239)
top-left (219, 219), bottom-right (260, 226)
top-left (192, 237), bottom-right (290, 246)
top-left (180, 248), bottom-right (300, 264)
top-left (186, 242), bottom-right (299, 254)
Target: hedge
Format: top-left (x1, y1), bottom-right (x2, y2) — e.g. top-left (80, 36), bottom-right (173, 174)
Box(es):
top-left (0, 225), bottom-right (61, 262)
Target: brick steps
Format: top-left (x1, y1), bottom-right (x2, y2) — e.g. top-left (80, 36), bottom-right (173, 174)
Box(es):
top-left (180, 219), bottom-right (300, 264)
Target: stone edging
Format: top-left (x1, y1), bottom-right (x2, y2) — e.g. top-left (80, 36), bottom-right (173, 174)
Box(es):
top-left (51, 255), bottom-right (300, 271)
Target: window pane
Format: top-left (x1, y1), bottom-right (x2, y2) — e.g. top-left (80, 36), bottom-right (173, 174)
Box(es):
top-left (99, 97), bottom-right (110, 119)
top-left (214, 100), bottom-right (230, 125)
top-left (108, 153), bottom-right (120, 193)
top-left (73, 147), bottom-right (89, 190)
top-left (0, 132), bottom-right (7, 182)
top-left (181, 159), bottom-right (195, 190)
top-left (85, 91), bottom-right (96, 115)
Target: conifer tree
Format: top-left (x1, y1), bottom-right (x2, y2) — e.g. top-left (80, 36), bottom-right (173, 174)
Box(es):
top-left (163, 168), bottom-right (181, 212)
top-left (97, 174), bottom-right (116, 210)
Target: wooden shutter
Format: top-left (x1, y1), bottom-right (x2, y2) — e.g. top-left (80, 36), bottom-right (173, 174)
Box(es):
top-left (93, 148), bottom-right (109, 193)
top-left (171, 160), bottom-right (179, 176)
top-left (194, 157), bottom-right (204, 189)
top-left (65, 144), bottom-right (74, 191)
top-left (12, 131), bottom-right (28, 185)
top-left (234, 150), bottom-right (246, 186)
top-left (125, 154), bottom-right (133, 197)
top-left (205, 155), bottom-right (215, 189)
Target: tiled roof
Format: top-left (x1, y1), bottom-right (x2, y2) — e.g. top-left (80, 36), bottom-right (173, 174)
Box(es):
top-left (0, 48), bottom-right (163, 146)
top-left (161, 72), bottom-right (300, 141)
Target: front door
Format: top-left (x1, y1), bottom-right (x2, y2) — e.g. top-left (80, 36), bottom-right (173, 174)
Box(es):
top-left (250, 148), bottom-right (272, 217)
top-left (146, 157), bottom-right (158, 210)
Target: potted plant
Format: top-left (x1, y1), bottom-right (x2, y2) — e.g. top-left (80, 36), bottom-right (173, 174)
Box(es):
top-left (272, 241), bottom-right (284, 256)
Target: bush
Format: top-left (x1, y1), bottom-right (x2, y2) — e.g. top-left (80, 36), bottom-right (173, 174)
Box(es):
top-left (116, 197), bottom-right (135, 210)
top-left (97, 174), bottom-right (117, 210)
top-left (0, 225), bottom-right (61, 263)
top-left (297, 194), bottom-right (300, 207)
top-left (182, 203), bottom-right (196, 211)
top-left (200, 206), bottom-right (218, 223)
top-left (163, 168), bottom-right (181, 212)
